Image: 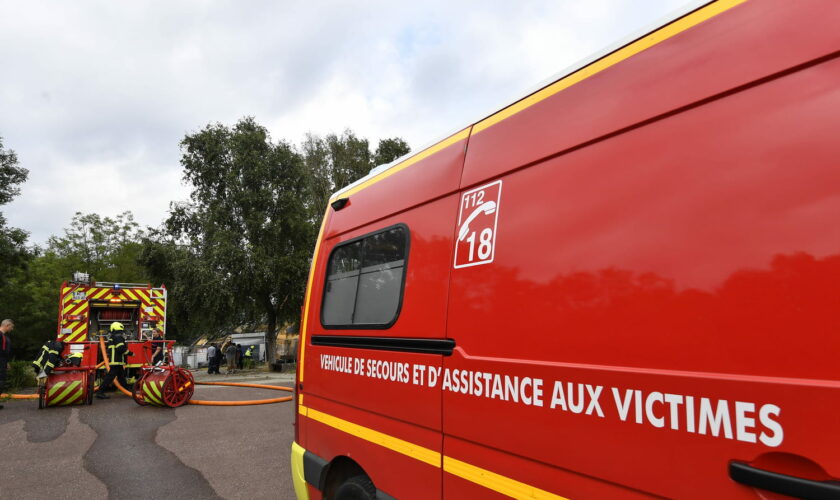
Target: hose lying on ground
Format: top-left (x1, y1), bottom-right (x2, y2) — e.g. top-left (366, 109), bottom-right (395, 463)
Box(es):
top-left (189, 381), bottom-right (293, 406)
top-left (0, 392), bottom-right (39, 400)
top-left (5, 341), bottom-right (293, 406)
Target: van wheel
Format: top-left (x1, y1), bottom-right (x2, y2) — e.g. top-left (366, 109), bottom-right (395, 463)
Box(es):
top-left (334, 474), bottom-right (376, 500)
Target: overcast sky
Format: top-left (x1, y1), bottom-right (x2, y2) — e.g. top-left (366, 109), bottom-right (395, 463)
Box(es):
top-left (1, 0), bottom-right (690, 244)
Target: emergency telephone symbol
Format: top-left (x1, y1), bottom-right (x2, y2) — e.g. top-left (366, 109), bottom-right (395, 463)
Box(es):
top-left (454, 180), bottom-right (502, 269)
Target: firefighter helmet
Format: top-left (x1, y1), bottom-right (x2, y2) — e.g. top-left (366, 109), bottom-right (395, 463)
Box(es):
top-left (110, 322), bottom-right (125, 332)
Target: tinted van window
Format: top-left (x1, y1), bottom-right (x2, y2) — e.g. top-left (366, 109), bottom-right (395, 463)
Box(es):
top-left (322, 225), bottom-right (408, 328)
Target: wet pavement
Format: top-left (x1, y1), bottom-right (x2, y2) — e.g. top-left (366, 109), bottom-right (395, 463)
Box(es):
top-left (0, 377), bottom-right (296, 500)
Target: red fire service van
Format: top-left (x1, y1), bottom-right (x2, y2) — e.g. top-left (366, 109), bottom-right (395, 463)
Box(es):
top-left (291, 1), bottom-right (840, 498)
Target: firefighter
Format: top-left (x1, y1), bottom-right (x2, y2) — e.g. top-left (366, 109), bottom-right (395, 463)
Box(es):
top-left (244, 345), bottom-right (254, 370)
top-left (32, 340), bottom-right (64, 379)
top-left (95, 323), bottom-right (131, 399)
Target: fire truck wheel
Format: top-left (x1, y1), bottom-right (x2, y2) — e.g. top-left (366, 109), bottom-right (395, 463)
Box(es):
top-left (38, 385), bottom-right (46, 409)
top-left (334, 474), bottom-right (376, 500)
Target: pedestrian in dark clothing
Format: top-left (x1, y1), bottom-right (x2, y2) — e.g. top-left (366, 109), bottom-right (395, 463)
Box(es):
top-left (207, 344), bottom-right (221, 374)
top-left (150, 329), bottom-right (165, 365)
top-left (225, 343), bottom-right (237, 374)
top-left (237, 344), bottom-right (244, 370)
top-left (0, 319), bottom-right (14, 409)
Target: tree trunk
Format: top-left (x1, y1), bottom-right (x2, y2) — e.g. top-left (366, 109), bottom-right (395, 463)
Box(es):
top-left (265, 307), bottom-right (277, 366)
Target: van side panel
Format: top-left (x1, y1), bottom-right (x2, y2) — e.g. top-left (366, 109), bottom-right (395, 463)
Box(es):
top-left (444, 49), bottom-right (840, 499)
top-left (461, 0), bottom-right (840, 189)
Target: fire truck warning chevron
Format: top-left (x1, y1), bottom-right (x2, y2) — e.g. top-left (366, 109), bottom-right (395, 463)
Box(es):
top-left (292, 1), bottom-right (840, 499)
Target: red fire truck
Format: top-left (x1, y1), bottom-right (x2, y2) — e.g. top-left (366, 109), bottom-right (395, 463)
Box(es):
top-left (39, 273), bottom-right (170, 407)
top-left (292, 1), bottom-right (840, 498)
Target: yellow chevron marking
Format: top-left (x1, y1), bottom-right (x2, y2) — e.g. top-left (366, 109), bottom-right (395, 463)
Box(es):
top-left (68, 302), bottom-right (88, 316)
top-left (58, 388), bottom-right (83, 406)
top-left (52, 381), bottom-right (82, 406)
top-left (144, 382), bottom-right (164, 405)
top-left (123, 289), bottom-right (139, 301)
top-left (154, 306), bottom-right (165, 318)
top-left (48, 381), bottom-right (66, 397)
top-left (150, 381), bottom-right (164, 400)
top-left (72, 322), bottom-right (88, 336)
top-left (65, 333), bottom-right (84, 343)
top-left (91, 288), bottom-right (109, 300)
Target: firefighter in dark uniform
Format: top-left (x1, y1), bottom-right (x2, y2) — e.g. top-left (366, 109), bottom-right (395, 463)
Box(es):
top-left (95, 322), bottom-right (131, 399)
top-left (33, 340), bottom-right (64, 378)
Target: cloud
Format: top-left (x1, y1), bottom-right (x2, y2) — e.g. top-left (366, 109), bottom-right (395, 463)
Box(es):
top-left (0, 0), bottom-right (689, 243)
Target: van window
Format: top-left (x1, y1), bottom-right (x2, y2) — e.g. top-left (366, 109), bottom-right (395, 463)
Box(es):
top-left (322, 225), bottom-right (408, 328)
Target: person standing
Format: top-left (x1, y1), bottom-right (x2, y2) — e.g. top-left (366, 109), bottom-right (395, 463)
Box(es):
top-left (244, 345), bottom-right (254, 370)
top-left (0, 319), bottom-right (14, 409)
top-left (207, 344), bottom-right (218, 374)
top-left (224, 343), bottom-right (237, 374)
top-left (236, 343), bottom-right (243, 370)
top-left (150, 328), bottom-right (165, 366)
top-left (95, 323), bottom-right (130, 399)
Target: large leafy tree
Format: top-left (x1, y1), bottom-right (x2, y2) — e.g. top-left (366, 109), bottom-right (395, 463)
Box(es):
top-left (0, 137), bottom-right (30, 288)
top-left (301, 131), bottom-right (409, 223)
top-left (47, 211), bottom-right (147, 282)
top-left (4, 210), bottom-right (150, 359)
top-left (162, 117), bottom-right (312, 362)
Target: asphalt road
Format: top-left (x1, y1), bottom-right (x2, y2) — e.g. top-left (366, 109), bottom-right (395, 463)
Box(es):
top-left (0, 379), bottom-right (297, 500)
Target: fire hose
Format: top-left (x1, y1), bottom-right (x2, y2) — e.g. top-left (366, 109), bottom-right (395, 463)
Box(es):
top-left (4, 341), bottom-right (293, 407)
top-left (98, 337), bottom-right (292, 407)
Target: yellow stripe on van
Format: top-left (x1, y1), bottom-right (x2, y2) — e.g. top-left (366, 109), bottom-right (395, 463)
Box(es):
top-left (303, 405), bottom-right (440, 468)
top-left (444, 456), bottom-right (568, 500)
top-left (300, 405), bottom-right (571, 498)
top-left (329, 127), bottom-right (470, 202)
top-left (473, 0), bottom-right (747, 135)
top-left (298, 205), bottom-right (331, 383)
top-left (322, 1), bottom-right (747, 205)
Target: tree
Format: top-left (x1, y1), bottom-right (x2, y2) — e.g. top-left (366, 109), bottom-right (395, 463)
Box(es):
top-left (47, 211), bottom-right (147, 282)
top-left (138, 232), bottom-right (236, 342)
top-left (0, 137), bottom-right (30, 288)
top-left (163, 117), bottom-right (313, 362)
top-left (373, 137), bottom-right (410, 167)
top-left (300, 132), bottom-right (410, 223)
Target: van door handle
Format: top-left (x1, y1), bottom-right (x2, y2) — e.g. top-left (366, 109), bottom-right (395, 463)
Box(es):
top-left (729, 461), bottom-right (840, 500)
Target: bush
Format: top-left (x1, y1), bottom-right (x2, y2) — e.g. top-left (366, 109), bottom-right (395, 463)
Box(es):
top-left (6, 360), bottom-right (37, 391)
